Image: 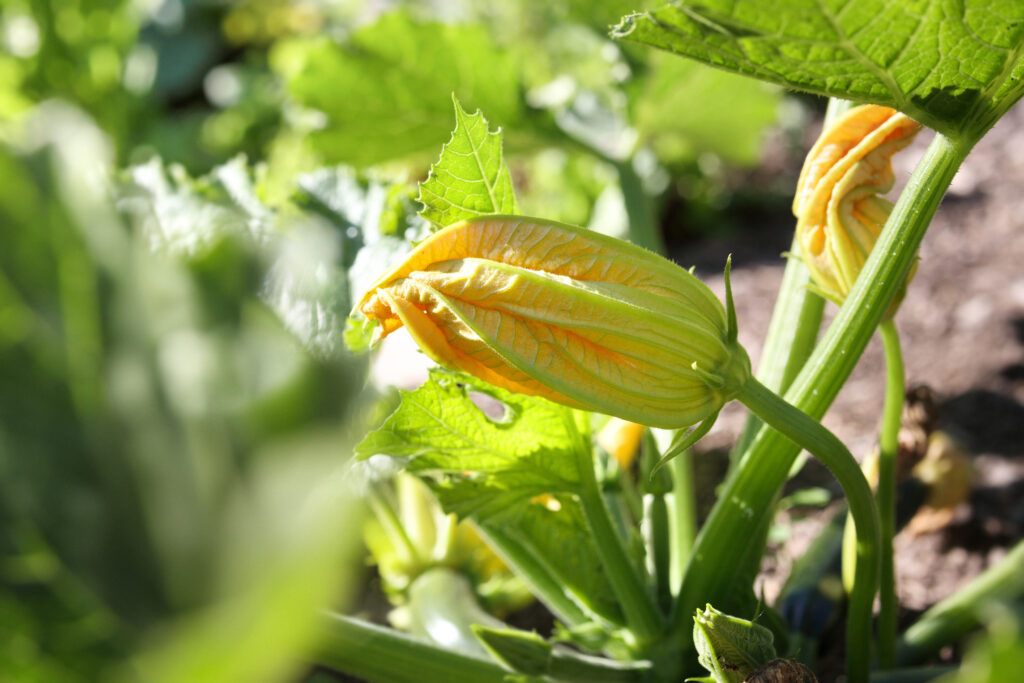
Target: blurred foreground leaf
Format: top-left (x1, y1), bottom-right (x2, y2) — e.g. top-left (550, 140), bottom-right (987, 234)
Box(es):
top-left (1, 104), bottom-right (368, 682)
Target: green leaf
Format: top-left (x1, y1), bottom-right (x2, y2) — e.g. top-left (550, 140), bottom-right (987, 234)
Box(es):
top-left (473, 625), bottom-right (553, 676)
top-left (355, 368), bottom-right (581, 505)
top-left (417, 98), bottom-right (520, 228)
top-left (634, 54), bottom-right (780, 166)
top-left (355, 368), bottom-right (625, 624)
top-left (477, 497), bottom-right (625, 625)
top-left (276, 12), bottom-right (524, 167)
top-left (614, 1), bottom-right (1024, 141)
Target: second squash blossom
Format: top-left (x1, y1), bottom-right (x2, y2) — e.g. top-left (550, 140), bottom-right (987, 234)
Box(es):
top-left (794, 105), bottom-right (922, 314)
top-left (356, 216), bottom-right (750, 429)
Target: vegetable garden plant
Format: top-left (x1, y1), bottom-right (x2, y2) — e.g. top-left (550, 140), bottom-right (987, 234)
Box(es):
top-left (329, 3), bottom-right (1024, 682)
top-left (7, 1), bottom-right (1024, 682)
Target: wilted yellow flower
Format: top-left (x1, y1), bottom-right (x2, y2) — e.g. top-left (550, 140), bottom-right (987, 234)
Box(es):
top-left (356, 216), bottom-right (749, 429)
top-left (794, 105), bottom-right (922, 315)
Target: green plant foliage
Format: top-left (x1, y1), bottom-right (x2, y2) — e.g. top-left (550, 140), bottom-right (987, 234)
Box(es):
top-left (0, 105), bottom-right (369, 682)
top-left (941, 608), bottom-right (1024, 683)
top-left (355, 369), bottom-right (583, 506)
top-left (355, 368), bottom-right (624, 625)
top-left (473, 625), bottom-right (553, 675)
top-left (634, 54), bottom-right (780, 166)
top-left (122, 157), bottom-right (427, 359)
top-left (276, 12), bottom-right (525, 167)
top-left (614, 0), bottom-right (1024, 141)
top-left (417, 98), bottom-right (520, 228)
top-left (692, 604), bottom-right (776, 683)
top-left (486, 498), bottom-right (625, 626)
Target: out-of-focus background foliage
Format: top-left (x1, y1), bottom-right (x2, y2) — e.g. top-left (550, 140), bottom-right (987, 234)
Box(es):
top-left (0, 1), bottom-right (805, 680)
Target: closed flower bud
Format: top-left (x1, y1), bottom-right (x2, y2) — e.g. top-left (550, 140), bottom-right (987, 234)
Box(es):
top-left (597, 418), bottom-right (646, 468)
top-left (693, 603), bottom-right (776, 683)
top-left (356, 216), bottom-right (749, 429)
top-left (794, 105), bottom-right (922, 317)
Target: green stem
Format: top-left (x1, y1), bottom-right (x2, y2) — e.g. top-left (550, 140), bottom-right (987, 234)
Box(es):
top-left (732, 97), bottom-right (854, 456)
top-left (473, 524), bottom-right (592, 628)
top-left (640, 430), bottom-right (674, 613)
top-left (615, 159), bottom-right (665, 254)
top-left (367, 485), bottom-right (422, 569)
top-left (667, 449), bottom-right (697, 592)
top-left (575, 439), bottom-right (664, 647)
top-left (736, 378), bottom-right (880, 683)
top-left (877, 319), bottom-right (905, 668)
top-left (869, 667), bottom-right (959, 683)
top-left (896, 540), bottom-right (1024, 665)
top-left (315, 613), bottom-right (508, 683)
top-left (643, 493), bottom-right (672, 613)
top-left (671, 132), bottom-right (968, 672)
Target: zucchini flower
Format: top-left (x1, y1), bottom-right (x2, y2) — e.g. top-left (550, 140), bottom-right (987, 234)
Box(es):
top-left (794, 105), bottom-right (922, 316)
top-left (356, 216), bottom-right (749, 429)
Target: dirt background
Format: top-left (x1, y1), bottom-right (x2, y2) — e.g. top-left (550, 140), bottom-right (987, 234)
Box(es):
top-left (677, 100), bottom-right (1024, 656)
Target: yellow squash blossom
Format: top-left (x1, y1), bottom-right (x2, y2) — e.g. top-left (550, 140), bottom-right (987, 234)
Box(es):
top-left (356, 216), bottom-right (749, 429)
top-left (794, 105), bottom-right (922, 315)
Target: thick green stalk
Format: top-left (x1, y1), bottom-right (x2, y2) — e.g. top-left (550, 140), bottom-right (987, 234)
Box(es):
top-left (667, 448), bottom-right (697, 592)
top-left (643, 492), bottom-right (673, 613)
top-left (315, 613), bottom-right (508, 683)
top-left (736, 378), bottom-right (880, 683)
top-left (671, 132), bottom-right (969, 670)
top-left (367, 486), bottom-right (421, 569)
top-left (731, 97), bottom-right (855, 455)
top-left (896, 540), bottom-right (1024, 665)
top-left (877, 319), bottom-right (905, 667)
top-left (576, 437), bottom-right (665, 647)
top-left (473, 524), bottom-right (592, 628)
top-left (640, 430), bottom-right (674, 613)
top-left (615, 159), bottom-right (665, 254)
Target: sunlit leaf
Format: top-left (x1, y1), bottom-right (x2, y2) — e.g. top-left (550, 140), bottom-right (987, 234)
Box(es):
top-left (276, 12), bottom-right (525, 167)
top-left (355, 368), bottom-right (582, 501)
top-left (417, 98), bottom-right (519, 228)
top-left (614, 0), bottom-right (1024, 141)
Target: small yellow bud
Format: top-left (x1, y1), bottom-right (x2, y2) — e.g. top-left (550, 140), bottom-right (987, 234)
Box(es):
top-left (597, 418), bottom-right (646, 468)
top-left (356, 216), bottom-right (749, 429)
top-left (794, 105), bottom-right (922, 316)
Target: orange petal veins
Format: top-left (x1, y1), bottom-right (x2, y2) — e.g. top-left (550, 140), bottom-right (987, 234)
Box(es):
top-left (357, 216), bottom-right (750, 428)
top-left (794, 105), bottom-right (922, 312)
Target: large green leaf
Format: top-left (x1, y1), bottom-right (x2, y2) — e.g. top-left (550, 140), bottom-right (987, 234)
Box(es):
top-left (614, 0), bottom-right (1024, 141)
top-left (417, 98), bottom-right (520, 228)
top-left (276, 12), bottom-right (525, 167)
